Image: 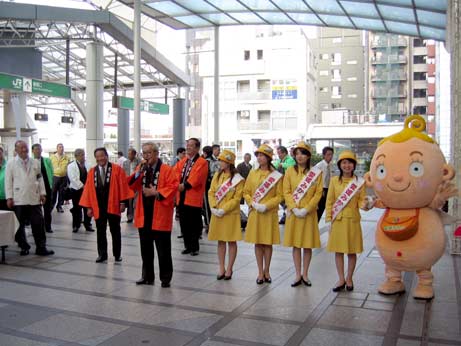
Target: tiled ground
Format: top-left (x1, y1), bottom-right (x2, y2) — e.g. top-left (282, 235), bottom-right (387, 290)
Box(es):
top-left (0, 206), bottom-right (460, 346)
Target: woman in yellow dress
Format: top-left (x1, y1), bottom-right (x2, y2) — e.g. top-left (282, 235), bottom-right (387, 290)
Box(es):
top-left (244, 144), bottom-right (283, 284)
top-left (283, 142), bottom-right (323, 287)
top-left (208, 150), bottom-right (244, 280)
top-left (326, 150), bottom-right (369, 292)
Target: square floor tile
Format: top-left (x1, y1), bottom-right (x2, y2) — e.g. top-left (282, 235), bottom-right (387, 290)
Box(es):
top-left (363, 301), bottom-right (394, 311)
top-left (0, 333), bottom-right (51, 346)
top-left (21, 313), bottom-right (128, 344)
top-left (0, 304), bottom-right (56, 329)
top-left (178, 292), bottom-right (247, 312)
top-left (333, 297), bottom-right (364, 308)
top-left (97, 326), bottom-right (192, 346)
top-left (216, 317), bottom-right (299, 345)
top-left (301, 328), bottom-right (383, 346)
top-left (319, 305), bottom-right (392, 333)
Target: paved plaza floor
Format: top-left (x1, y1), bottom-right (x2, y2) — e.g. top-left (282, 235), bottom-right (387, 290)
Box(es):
top-left (0, 206), bottom-right (460, 346)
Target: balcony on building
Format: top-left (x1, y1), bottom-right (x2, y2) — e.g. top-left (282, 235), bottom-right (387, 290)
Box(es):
top-left (371, 71), bottom-right (407, 82)
top-left (371, 36), bottom-right (407, 48)
top-left (371, 55), bottom-right (407, 64)
top-left (372, 105), bottom-right (407, 115)
top-left (371, 88), bottom-right (407, 98)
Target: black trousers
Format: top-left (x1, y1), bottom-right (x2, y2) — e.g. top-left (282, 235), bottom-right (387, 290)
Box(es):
top-left (95, 212), bottom-right (121, 258)
top-left (317, 188), bottom-right (328, 221)
top-left (126, 198), bottom-right (135, 221)
top-left (0, 199), bottom-right (9, 211)
top-left (70, 188), bottom-right (91, 229)
top-left (138, 227), bottom-right (173, 283)
top-left (13, 205), bottom-right (46, 250)
top-left (52, 176), bottom-right (67, 209)
top-left (178, 204), bottom-right (202, 252)
top-left (43, 190), bottom-right (53, 232)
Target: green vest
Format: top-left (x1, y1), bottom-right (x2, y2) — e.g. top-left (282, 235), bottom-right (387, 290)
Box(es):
top-left (0, 159), bottom-right (6, 200)
top-left (42, 157), bottom-right (54, 188)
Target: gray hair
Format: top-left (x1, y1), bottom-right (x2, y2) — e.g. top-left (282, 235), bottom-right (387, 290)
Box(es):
top-left (142, 142), bottom-right (159, 153)
top-left (74, 148), bottom-right (85, 157)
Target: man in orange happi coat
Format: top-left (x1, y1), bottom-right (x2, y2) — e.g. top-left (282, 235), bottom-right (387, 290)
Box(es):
top-left (128, 142), bottom-right (178, 287)
top-left (80, 147), bottom-right (133, 263)
top-left (174, 138), bottom-right (208, 256)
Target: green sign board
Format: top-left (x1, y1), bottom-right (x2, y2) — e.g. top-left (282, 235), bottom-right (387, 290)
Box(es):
top-left (113, 96), bottom-right (169, 115)
top-left (0, 72), bottom-right (71, 99)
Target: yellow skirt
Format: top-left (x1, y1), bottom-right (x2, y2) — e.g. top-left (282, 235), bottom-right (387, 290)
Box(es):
top-left (208, 213), bottom-right (243, 242)
top-left (326, 217), bottom-right (363, 254)
top-left (283, 213), bottom-right (320, 249)
top-left (244, 210), bottom-right (280, 245)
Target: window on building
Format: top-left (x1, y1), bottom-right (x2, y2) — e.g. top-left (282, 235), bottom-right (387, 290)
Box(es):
top-left (427, 58), bottom-right (436, 64)
top-left (331, 53), bottom-right (341, 65)
top-left (237, 110), bottom-right (250, 120)
top-left (413, 55), bottom-right (426, 64)
top-left (258, 110), bottom-right (271, 121)
top-left (347, 94), bottom-right (357, 98)
top-left (413, 72), bottom-right (427, 81)
top-left (272, 110), bottom-right (297, 130)
top-left (320, 87), bottom-right (329, 92)
top-left (332, 37), bottom-right (342, 43)
top-left (413, 89), bottom-right (427, 98)
top-left (244, 50), bottom-right (250, 60)
top-left (347, 77), bottom-right (358, 81)
top-left (332, 86), bottom-right (342, 97)
top-left (428, 76), bottom-right (435, 83)
top-left (347, 60), bottom-right (358, 65)
top-left (319, 53), bottom-right (329, 60)
top-left (413, 38), bottom-right (426, 47)
top-left (413, 106), bottom-right (427, 114)
top-left (428, 96), bottom-right (435, 102)
top-left (331, 103), bottom-right (342, 109)
top-left (257, 79), bottom-right (270, 92)
top-left (237, 80), bottom-right (250, 93)
top-left (331, 69), bottom-right (341, 81)
top-left (320, 103), bottom-right (329, 110)
top-left (257, 49), bottom-right (263, 60)
top-left (319, 70), bottom-right (329, 76)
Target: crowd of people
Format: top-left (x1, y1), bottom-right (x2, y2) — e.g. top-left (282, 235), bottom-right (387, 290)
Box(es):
top-left (0, 139), bottom-right (374, 291)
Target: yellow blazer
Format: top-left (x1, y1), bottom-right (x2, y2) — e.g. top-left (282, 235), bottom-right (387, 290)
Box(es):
top-left (325, 176), bottom-right (366, 222)
top-left (283, 166), bottom-right (323, 213)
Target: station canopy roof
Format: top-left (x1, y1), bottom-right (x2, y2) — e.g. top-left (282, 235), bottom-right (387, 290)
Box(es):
top-left (119, 0), bottom-right (448, 41)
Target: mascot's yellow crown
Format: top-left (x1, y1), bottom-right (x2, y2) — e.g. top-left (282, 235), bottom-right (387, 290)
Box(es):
top-left (378, 114), bottom-right (435, 146)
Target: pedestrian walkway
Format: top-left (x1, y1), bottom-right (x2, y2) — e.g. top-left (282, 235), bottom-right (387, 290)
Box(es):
top-left (0, 206), bottom-right (460, 346)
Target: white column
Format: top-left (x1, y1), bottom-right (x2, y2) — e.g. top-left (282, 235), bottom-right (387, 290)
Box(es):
top-left (449, 0), bottom-right (461, 221)
top-left (86, 41), bottom-right (104, 166)
top-left (213, 26), bottom-right (219, 144)
top-left (133, 0), bottom-right (141, 151)
top-left (2, 90), bottom-right (28, 158)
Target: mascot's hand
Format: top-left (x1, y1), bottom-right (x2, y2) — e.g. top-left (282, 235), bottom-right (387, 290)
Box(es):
top-left (373, 198), bottom-right (387, 209)
top-left (360, 196), bottom-right (376, 211)
top-left (429, 181), bottom-right (458, 210)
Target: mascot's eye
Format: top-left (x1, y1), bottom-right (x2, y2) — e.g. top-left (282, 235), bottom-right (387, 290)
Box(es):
top-left (376, 164), bottom-right (386, 179)
top-left (409, 162), bottom-right (424, 177)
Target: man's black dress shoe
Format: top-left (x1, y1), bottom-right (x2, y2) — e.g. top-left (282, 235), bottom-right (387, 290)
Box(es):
top-left (35, 248), bottom-right (55, 256)
top-left (190, 251), bottom-right (199, 256)
top-left (115, 256), bottom-right (123, 262)
top-left (20, 249), bottom-right (29, 256)
top-left (72, 227), bottom-right (79, 233)
top-left (127, 219), bottom-right (133, 223)
top-left (161, 282), bottom-right (170, 288)
top-left (177, 235), bottom-right (183, 239)
top-left (181, 249), bottom-right (191, 254)
top-left (85, 227), bottom-right (95, 232)
top-left (46, 229), bottom-right (53, 233)
top-left (136, 278), bottom-right (154, 285)
top-left (95, 256), bottom-right (107, 263)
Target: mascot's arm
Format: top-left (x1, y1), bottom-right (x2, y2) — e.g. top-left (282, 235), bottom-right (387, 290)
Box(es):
top-left (429, 181), bottom-right (458, 210)
top-left (373, 199), bottom-right (387, 209)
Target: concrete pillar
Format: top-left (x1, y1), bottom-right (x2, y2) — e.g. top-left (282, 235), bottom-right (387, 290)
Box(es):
top-left (2, 90), bottom-right (29, 159)
top-left (133, 0), bottom-right (141, 151)
top-left (448, 0), bottom-right (461, 222)
top-left (173, 98), bottom-right (185, 151)
top-left (213, 26), bottom-right (220, 144)
top-left (117, 108), bottom-right (130, 155)
top-left (86, 41), bottom-right (104, 166)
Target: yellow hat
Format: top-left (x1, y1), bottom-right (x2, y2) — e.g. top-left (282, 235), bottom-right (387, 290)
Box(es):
top-left (254, 144), bottom-right (274, 158)
top-left (337, 150), bottom-right (357, 164)
top-left (218, 149), bottom-right (235, 165)
top-left (293, 141), bottom-right (312, 155)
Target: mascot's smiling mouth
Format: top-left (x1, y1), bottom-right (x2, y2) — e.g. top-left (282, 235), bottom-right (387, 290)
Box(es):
top-left (387, 182), bottom-right (411, 192)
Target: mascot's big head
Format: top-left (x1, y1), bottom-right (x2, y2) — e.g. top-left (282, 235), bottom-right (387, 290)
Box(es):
top-left (365, 115), bottom-right (455, 209)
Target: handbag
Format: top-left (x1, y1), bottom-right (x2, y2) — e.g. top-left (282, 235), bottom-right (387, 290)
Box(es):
top-left (380, 208), bottom-right (419, 241)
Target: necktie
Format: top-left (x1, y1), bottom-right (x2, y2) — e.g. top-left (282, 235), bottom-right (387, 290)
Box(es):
top-left (100, 166), bottom-right (106, 186)
top-left (325, 163), bottom-right (330, 187)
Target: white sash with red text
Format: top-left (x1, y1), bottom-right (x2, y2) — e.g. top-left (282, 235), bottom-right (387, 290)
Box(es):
top-left (215, 174), bottom-right (244, 204)
top-left (331, 177), bottom-right (365, 222)
top-left (292, 167), bottom-right (322, 205)
top-left (252, 170), bottom-right (283, 203)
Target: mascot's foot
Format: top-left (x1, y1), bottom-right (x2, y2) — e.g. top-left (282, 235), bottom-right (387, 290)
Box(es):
top-left (413, 284), bottom-right (434, 301)
top-left (378, 280), bottom-right (406, 295)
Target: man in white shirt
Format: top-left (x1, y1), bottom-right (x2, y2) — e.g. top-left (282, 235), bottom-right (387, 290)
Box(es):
top-left (122, 148), bottom-right (140, 223)
top-left (67, 149), bottom-right (94, 233)
top-left (117, 151), bottom-right (128, 167)
top-left (315, 146), bottom-right (334, 221)
top-left (5, 140), bottom-right (54, 256)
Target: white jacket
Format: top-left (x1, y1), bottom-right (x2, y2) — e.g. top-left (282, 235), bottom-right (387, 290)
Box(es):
top-left (5, 156), bottom-right (46, 205)
top-left (67, 160), bottom-right (89, 190)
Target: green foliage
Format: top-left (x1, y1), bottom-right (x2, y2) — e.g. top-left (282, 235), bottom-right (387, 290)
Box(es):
top-left (310, 153), bottom-right (323, 166)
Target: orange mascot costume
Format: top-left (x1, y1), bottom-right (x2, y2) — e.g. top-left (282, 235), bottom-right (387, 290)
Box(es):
top-left (364, 115), bottom-right (457, 300)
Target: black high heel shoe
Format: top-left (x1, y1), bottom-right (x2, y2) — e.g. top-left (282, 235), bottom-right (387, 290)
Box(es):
top-left (291, 278), bottom-right (302, 287)
top-left (346, 282), bottom-right (354, 291)
top-left (217, 273), bottom-right (225, 280)
top-left (302, 277), bottom-right (312, 287)
top-left (264, 275), bottom-right (272, 284)
top-left (224, 271), bottom-right (233, 280)
top-left (332, 282), bottom-right (346, 292)
top-left (256, 277), bottom-right (264, 285)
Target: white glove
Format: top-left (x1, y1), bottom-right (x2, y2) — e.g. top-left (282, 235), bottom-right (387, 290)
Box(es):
top-left (292, 208), bottom-right (307, 218)
top-left (211, 208), bottom-right (219, 217)
top-left (215, 209), bottom-right (225, 218)
top-left (252, 202), bottom-right (267, 213)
